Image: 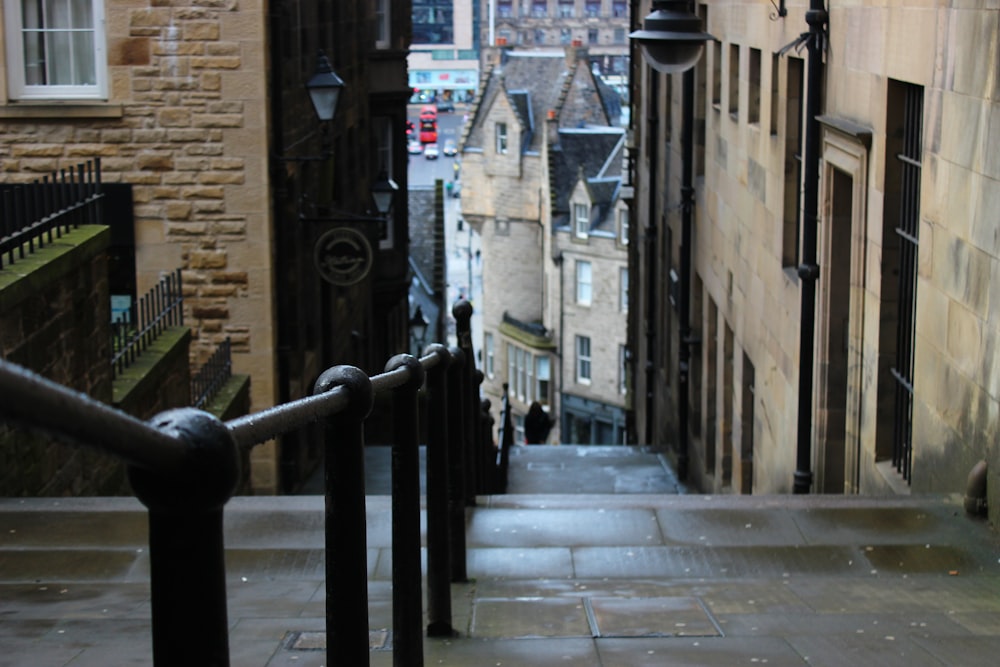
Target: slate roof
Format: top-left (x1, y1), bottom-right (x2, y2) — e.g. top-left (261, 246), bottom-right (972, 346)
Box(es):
top-left (550, 128), bottom-right (626, 232)
top-left (465, 51), bottom-right (571, 154)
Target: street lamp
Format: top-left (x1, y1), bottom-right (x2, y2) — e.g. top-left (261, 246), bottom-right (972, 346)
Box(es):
top-left (630, 0), bottom-right (710, 480)
top-left (629, 1), bottom-right (713, 74)
top-left (409, 305), bottom-right (429, 354)
top-left (370, 170), bottom-right (400, 217)
top-left (305, 51), bottom-right (345, 122)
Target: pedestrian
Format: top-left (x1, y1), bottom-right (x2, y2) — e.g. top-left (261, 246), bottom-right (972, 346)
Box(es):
top-left (524, 401), bottom-right (553, 444)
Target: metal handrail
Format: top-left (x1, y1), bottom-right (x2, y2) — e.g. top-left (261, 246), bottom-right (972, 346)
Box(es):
top-left (0, 299), bottom-right (498, 667)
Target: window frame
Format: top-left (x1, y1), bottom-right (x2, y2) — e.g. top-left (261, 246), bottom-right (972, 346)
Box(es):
top-left (485, 332), bottom-right (495, 378)
top-left (576, 260), bottom-right (592, 306)
top-left (619, 266), bottom-right (629, 313)
top-left (574, 202), bottom-right (590, 238)
top-left (375, 0), bottom-right (390, 49)
top-left (495, 122), bottom-right (508, 154)
top-left (576, 335), bottom-right (592, 384)
top-left (4, 0), bottom-right (109, 101)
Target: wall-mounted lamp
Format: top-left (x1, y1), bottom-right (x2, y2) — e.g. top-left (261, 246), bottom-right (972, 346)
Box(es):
top-left (305, 51), bottom-right (345, 122)
top-left (629, 0), bottom-right (714, 74)
top-left (370, 170), bottom-right (400, 218)
top-left (409, 305), bottom-right (429, 352)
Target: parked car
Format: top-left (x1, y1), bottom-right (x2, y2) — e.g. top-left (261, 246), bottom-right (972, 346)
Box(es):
top-left (436, 100), bottom-right (455, 113)
top-left (408, 138), bottom-right (423, 154)
top-left (442, 139), bottom-right (458, 156)
top-left (424, 143), bottom-right (440, 159)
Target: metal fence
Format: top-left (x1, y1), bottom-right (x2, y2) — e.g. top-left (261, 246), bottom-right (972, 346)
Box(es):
top-left (111, 269), bottom-right (184, 377)
top-left (191, 337), bottom-right (232, 408)
top-left (0, 158), bottom-right (104, 270)
top-left (0, 299), bottom-right (504, 667)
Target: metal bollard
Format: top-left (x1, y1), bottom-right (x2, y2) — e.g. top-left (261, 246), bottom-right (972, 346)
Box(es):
top-left (314, 366), bottom-right (374, 667)
top-left (445, 345), bottom-right (469, 583)
top-left (386, 354), bottom-right (426, 667)
top-left (128, 408), bottom-right (241, 667)
top-left (423, 345), bottom-right (454, 637)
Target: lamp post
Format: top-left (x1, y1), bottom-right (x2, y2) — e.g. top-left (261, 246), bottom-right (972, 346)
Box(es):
top-left (409, 305), bottom-right (429, 356)
top-left (631, 1), bottom-right (711, 481)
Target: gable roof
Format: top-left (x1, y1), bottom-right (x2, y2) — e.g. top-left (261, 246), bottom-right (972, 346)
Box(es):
top-left (550, 127), bottom-right (626, 232)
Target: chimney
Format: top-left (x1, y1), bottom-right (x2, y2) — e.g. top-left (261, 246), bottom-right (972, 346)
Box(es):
top-left (566, 40), bottom-right (588, 68)
top-left (546, 109), bottom-right (559, 145)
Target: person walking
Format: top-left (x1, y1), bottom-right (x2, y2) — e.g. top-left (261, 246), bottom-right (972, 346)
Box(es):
top-left (524, 401), bottom-right (553, 444)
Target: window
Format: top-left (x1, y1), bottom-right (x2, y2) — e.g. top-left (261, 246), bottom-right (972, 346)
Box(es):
top-left (612, 1), bottom-right (627, 17)
top-left (534, 29), bottom-right (546, 45)
top-left (574, 203), bottom-right (590, 238)
top-left (495, 122), bottom-right (508, 154)
top-left (576, 335), bottom-right (592, 383)
top-left (536, 356), bottom-right (550, 404)
top-left (497, 0), bottom-right (513, 18)
top-left (588, 28), bottom-right (599, 45)
top-left (728, 44), bottom-right (740, 116)
top-left (619, 209), bottom-right (629, 245)
top-left (613, 28), bottom-right (625, 45)
top-left (485, 332), bottom-right (495, 377)
top-left (558, 0), bottom-right (574, 18)
top-left (4, 0), bottom-right (108, 100)
top-left (532, 0), bottom-right (547, 18)
top-left (619, 267), bottom-right (629, 313)
top-left (618, 345), bottom-right (627, 395)
top-left (412, 0), bottom-right (454, 45)
top-left (748, 48), bottom-right (761, 125)
top-left (560, 28), bottom-right (572, 45)
top-left (507, 343), bottom-right (516, 393)
top-left (372, 116), bottom-right (394, 249)
top-left (576, 260), bottom-right (592, 305)
top-left (585, 0), bottom-right (600, 18)
top-left (375, 0), bottom-right (390, 49)
top-left (516, 346), bottom-right (527, 400)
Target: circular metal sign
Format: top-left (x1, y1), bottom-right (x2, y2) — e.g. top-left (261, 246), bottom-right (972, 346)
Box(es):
top-left (314, 227), bottom-right (373, 286)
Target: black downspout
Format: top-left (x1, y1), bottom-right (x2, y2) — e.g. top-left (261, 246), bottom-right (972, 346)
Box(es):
top-left (644, 74), bottom-right (659, 445)
top-left (677, 65), bottom-right (695, 481)
top-left (794, 3), bottom-right (827, 494)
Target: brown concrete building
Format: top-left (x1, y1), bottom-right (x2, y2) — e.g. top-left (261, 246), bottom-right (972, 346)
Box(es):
top-left (628, 0), bottom-right (999, 519)
top-left (0, 0), bottom-right (413, 493)
top-left (461, 46), bottom-right (628, 443)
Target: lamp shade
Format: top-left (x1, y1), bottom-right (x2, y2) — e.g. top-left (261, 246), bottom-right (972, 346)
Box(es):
top-left (370, 170), bottom-right (399, 215)
top-left (630, 1), bottom-right (714, 73)
top-left (409, 305), bottom-right (429, 343)
top-left (305, 51), bottom-right (345, 122)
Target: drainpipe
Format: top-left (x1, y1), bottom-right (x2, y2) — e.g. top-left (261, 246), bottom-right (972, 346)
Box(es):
top-left (557, 252), bottom-right (565, 439)
top-left (644, 74), bottom-right (660, 445)
top-left (794, 2), bottom-right (828, 494)
top-left (677, 65), bottom-right (695, 481)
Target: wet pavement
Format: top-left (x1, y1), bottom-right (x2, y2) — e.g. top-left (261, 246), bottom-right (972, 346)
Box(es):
top-left (1, 445), bottom-right (998, 666)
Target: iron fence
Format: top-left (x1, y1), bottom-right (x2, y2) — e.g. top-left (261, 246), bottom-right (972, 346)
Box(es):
top-left (0, 158), bottom-right (104, 270)
top-left (191, 337), bottom-right (233, 408)
top-left (0, 299), bottom-right (502, 667)
top-left (111, 269), bottom-right (184, 377)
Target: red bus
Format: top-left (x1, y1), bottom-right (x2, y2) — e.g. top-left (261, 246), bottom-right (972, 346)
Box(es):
top-left (418, 105), bottom-right (437, 143)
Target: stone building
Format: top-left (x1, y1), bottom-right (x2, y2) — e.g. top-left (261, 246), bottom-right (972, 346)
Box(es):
top-left (482, 0), bottom-right (631, 78)
top-left (628, 0), bottom-right (999, 519)
top-left (0, 0), bottom-right (413, 493)
top-left (460, 46), bottom-right (627, 443)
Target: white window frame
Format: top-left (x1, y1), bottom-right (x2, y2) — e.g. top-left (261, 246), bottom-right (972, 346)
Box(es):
top-left (535, 355), bottom-right (550, 404)
top-left (485, 332), bottom-right (495, 378)
top-left (4, 0), bottom-right (108, 101)
top-left (576, 335), bottom-right (592, 384)
top-left (375, 0), bottom-right (390, 49)
top-left (574, 202), bottom-right (590, 238)
top-left (618, 344), bottom-right (627, 395)
top-left (496, 122), bottom-right (508, 154)
top-left (576, 260), bottom-right (592, 306)
top-left (619, 208), bottom-right (629, 245)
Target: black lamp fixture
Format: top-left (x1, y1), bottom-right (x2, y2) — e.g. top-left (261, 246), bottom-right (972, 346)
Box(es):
top-left (305, 51), bottom-right (345, 122)
top-left (370, 170), bottom-right (400, 217)
top-left (629, 0), bottom-right (714, 73)
top-left (409, 305), bottom-right (429, 348)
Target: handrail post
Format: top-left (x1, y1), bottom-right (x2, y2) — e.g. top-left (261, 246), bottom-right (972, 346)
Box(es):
top-left (474, 370), bottom-right (487, 493)
top-left (314, 366), bottom-right (374, 667)
top-left (453, 299), bottom-right (478, 503)
top-left (127, 408), bottom-right (241, 667)
top-left (423, 344), bottom-right (455, 637)
top-left (385, 354), bottom-right (426, 667)
top-left (445, 345), bottom-right (469, 583)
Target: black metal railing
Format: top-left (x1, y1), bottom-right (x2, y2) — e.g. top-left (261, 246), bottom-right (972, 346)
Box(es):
top-left (0, 158), bottom-right (104, 270)
top-left (494, 382), bottom-right (515, 493)
top-left (111, 269), bottom-right (184, 377)
top-left (0, 300), bottom-right (502, 667)
top-left (192, 337), bottom-right (232, 409)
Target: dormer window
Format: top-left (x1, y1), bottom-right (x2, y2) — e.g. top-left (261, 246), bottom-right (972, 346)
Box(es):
top-left (574, 203), bottom-right (590, 238)
top-left (496, 122), bottom-right (508, 154)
